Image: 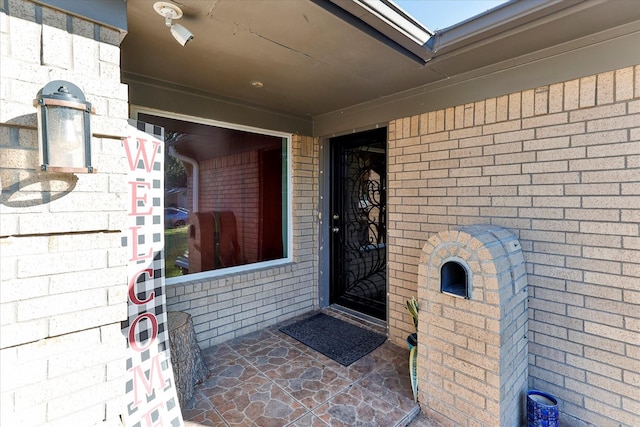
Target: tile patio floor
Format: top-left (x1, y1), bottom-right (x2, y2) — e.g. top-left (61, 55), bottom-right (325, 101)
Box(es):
top-left (182, 308), bottom-right (441, 427)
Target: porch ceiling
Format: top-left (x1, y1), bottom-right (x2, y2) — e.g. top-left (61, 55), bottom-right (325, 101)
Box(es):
top-left (120, 0), bottom-right (640, 121)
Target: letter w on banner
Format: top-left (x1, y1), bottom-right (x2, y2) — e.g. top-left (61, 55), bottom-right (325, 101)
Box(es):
top-left (122, 121), bottom-right (183, 427)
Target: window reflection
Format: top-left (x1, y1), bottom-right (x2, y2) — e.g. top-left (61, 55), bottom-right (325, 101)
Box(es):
top-left (139, 114), bottom-right (287, 278)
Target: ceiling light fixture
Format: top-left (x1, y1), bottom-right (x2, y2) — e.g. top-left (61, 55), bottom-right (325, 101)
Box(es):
top-left (153, 2), bottom-right (194, 46)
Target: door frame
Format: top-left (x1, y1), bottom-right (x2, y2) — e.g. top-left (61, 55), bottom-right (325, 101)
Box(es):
top-left (317, 126), bottom-right (388, 322)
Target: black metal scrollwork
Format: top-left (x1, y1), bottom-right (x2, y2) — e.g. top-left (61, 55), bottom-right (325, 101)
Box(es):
top-left (341, 148), bottom-right (386, 303)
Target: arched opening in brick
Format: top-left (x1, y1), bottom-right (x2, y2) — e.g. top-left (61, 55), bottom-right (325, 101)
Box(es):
top-left (440, 260), bottom-right (468, 298)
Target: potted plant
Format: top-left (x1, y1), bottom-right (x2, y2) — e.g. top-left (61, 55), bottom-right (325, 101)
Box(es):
top-left (406, 297), bottom-right (419, 401)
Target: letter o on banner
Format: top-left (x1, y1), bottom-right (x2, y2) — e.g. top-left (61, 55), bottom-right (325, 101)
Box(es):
top-left (128, 312), bottom-right (159, 352)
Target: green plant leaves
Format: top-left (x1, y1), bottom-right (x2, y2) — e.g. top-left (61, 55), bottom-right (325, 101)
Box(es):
top-left (406, 297), bottom-right (419, 401)
top-left (409, 344), bottom-right (418, 402)
top-left (406, 297), bottom-right (419, 332)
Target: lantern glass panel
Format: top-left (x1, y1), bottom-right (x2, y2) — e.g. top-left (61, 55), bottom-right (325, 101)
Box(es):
top-left (45, 106), bottom-right (86, 168)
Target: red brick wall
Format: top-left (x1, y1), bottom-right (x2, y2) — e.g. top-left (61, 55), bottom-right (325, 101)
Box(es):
top-left (199, 151), bottom-right (260, 263)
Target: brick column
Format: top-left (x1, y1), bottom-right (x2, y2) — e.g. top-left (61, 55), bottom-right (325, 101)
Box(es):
top-left (417, 224), bottom-right (528, 427)
top-left (0, 2), bottom-right (129, 426)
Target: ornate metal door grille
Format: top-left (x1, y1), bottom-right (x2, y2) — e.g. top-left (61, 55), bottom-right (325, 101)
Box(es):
top-left (330, 128), bottom-right (386, 319)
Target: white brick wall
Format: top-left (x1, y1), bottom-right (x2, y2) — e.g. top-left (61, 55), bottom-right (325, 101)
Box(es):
top-left (0, 1), bottom-right (128, 426)
top-left (388, 65), bottom-right (640, 427)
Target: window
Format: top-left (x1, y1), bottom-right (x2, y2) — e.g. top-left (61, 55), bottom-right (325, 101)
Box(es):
top-left (137, 111), bottom-right (290, 280)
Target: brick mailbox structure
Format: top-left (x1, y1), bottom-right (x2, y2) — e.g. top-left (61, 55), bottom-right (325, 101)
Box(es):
top-left (417, 224), bottom-right (528, 427)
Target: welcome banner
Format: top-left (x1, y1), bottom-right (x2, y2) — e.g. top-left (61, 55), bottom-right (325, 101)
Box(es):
top-left (122, 122), bottom-right (183, 427)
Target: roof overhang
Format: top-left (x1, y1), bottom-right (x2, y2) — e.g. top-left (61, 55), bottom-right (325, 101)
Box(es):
top-left (328, 0), bottom-right (433, 61)
top-left (118, 0), bottom-right (640, 135)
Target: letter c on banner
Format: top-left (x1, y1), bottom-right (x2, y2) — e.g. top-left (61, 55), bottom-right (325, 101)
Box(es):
top-left (128, 268), bottom-right (155, 305)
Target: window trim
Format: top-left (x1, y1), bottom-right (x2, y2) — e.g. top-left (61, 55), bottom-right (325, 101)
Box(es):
top-left (130, 105), bottom-right (294, 285)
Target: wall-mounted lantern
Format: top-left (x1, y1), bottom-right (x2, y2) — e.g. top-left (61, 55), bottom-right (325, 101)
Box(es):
top-left (34, 80), bottom-right (96, 173)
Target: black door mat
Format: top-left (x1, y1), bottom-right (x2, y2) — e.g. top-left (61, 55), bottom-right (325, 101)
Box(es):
top-left (279, 312), bottom-right (387, 366)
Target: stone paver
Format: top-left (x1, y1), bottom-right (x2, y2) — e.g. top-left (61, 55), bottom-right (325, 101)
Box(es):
top-left (182, 309), bottom-right (440, 426)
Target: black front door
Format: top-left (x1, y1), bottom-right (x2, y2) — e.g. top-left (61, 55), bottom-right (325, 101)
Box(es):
top-left (329, 128), bottom-right (387, 320)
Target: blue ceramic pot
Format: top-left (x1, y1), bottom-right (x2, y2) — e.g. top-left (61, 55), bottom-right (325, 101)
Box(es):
top-left (527, 390), bottom-right (558, 427)
top-left (407, 333), bottom-right (417, 350)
